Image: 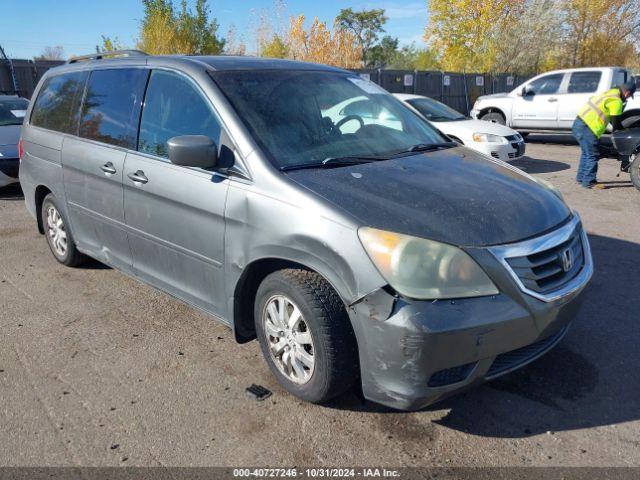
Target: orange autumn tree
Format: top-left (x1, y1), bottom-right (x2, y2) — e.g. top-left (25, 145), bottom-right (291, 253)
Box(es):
top-left (287, 15), bottom-right (362, 68)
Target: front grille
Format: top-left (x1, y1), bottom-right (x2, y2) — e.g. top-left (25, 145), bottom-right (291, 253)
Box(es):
top-left (491, 152), bottom-right (500, 159)
top-left (486, 326), bottom-right (567, 378)
top-left (505, 225), bottom-right (584, 294)
top-left (428, 362), bottom-right (476, 387)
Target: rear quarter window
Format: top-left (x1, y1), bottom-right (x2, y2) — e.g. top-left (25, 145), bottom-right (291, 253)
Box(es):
top-left (30, 71), bottom-right (88, 133)
top-left (79, 68), bottom-right (149, 149)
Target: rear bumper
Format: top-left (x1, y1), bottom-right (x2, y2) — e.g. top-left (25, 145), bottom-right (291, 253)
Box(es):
top-left (349, 216), bottom-right (591, 411)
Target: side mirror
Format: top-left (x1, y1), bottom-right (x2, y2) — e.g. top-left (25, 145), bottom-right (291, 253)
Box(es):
top-left (521, 86), bottom-right (533, 96)
top-left (167, 135), bottom-right (218, 169)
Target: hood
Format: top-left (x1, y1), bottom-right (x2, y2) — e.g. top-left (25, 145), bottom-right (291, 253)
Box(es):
top-left (0, 125), bottom-right (21, 147)
top-left (286, 147), bottom-right (570, 247)
top-left (476, 92), bottom-right (511, 102)
top-left (434, 118), bottom-right (519, 137)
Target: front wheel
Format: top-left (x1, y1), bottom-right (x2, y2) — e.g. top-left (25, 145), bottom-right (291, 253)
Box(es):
top-left (480, 111), bottom-right (506, 125)
top-left (630, 153), bottom-right (640, 192)
top-left (254, 269), bottom-right (359, 404)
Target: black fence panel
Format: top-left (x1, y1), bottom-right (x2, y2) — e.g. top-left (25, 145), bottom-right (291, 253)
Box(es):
top-left (353, 69), bottom-right (533, 115)
top-left (0, 59), bottom-right (64, 98)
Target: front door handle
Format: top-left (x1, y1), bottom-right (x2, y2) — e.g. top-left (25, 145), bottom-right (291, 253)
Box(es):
top-left (100, 162), bottom-right (117, 175)
top-left (548, 97), bottom-right (558, 103)
top-left (127, 170), bottom-right (148, 184)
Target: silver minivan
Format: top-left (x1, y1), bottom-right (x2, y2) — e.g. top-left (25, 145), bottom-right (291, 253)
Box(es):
top-left (19, 51), bottom-right (592, 410)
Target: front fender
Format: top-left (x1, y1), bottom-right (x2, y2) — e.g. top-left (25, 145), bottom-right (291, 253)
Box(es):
top-left (223, 181), bottom-right (387, 322)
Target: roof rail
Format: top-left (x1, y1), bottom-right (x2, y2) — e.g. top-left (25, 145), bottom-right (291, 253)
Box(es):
top-left (67, 50), bottom-right (148, 64)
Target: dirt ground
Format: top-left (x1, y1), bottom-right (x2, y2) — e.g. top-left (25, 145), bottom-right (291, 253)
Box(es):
top-left (1, 137), bottom-right (639, 467)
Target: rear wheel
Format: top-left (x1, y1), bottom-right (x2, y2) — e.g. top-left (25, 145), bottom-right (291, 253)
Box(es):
top-left (41, 194), bottom-right (86, 267)
top-left (254, 269), bottom-right (359, 404)
top-left (480, 111), bottom-right (506, 125)
top-left (630, 153), bottom-right (640, 192)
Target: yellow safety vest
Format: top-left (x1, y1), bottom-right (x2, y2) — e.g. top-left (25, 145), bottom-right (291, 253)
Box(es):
top-left (578, 88), bottom-right (624, 138)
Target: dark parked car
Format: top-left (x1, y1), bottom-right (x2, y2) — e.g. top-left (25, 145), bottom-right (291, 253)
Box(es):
top-left (611, 109), bottom-right (640, 191)
top-left (0, 95), bottom-right (28, 188)
top-left (20, 52), bottom-right (592, 410)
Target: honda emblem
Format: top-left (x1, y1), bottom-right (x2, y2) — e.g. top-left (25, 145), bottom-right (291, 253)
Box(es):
top-left (560, 248), bottom-right (574, 272)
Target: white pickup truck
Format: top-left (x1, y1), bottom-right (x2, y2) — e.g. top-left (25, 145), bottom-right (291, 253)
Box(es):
top-left (470, 67), bottom-right (639, 133)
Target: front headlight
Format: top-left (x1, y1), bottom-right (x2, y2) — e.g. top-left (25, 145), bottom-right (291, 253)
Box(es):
top-left (472, 133), bottom-right (507, 143)
top-left (358, 227), bottom-right (499, 300)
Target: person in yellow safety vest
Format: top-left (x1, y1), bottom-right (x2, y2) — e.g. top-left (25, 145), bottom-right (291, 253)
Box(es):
top-left (572, 80), bottom-right (636, 189)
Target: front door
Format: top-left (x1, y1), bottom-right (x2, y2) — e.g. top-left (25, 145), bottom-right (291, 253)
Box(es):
top-left (123, 69), bottom-right (230, 315)
top-left (511, 73), bottom-right (565, 130)
top-left (556, 71), bottom-right (603, 129)
top-left (63, 67), bottom-right (148, 270)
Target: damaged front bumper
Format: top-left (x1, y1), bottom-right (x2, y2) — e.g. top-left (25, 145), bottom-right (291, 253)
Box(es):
top-left (347, 215), bottom-right (591, 411)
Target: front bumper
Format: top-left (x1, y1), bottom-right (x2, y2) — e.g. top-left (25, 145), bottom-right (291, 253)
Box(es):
top-left (471, 140), bottom-right (525, 161)
top-left (348, 215), bottom-right (591, 411)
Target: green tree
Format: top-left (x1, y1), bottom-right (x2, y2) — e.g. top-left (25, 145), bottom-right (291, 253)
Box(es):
top-left (260, 34), bottom-right (289, 59)
top-left (97, 36), bottom-right (127, 53)
top-left (336, 8), bottom-right (387, 66)
top-left (367, 36), bottom-right (399, 68)
top-left (135, 0), bottom-right (224, 55)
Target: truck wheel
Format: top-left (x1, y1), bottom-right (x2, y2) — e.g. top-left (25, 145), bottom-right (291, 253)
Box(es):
top-left (480, 112), bottom-right (506, 125)
top-left (254, 269), bottom-right (359, 404)
top-left (41, 193), bottom-right (86, 267)
top-left (630, 153), bottom-right (640, 192)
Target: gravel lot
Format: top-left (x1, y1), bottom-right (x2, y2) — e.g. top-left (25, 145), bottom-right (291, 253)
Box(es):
top-left (1, 138), bottom-right (639, 468)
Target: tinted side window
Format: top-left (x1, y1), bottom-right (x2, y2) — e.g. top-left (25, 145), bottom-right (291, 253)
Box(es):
top-left (528, 73), bottom-right (564, 95)
top-left (613, 70), bottom-right (628, 87)
top-left (30, 71), bottom-right (87, 133)
top-left (138, 70), bottom-right (221, 158)
top-left (79, 69), bottom-right (148, 149)
top-left (568, 71), bottom-right (602, 94)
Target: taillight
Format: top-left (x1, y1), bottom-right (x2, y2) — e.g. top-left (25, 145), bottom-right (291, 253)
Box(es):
top-left (18, 138), bottom-right (24, 161)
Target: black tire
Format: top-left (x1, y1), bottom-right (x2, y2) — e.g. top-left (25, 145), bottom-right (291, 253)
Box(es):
top-left (519, 132), bottom-right (530, 139)
top-left (480, 111), bottom-right (506, 125)
top-left (254, 269), bottom-right (359, 404)
top-left (41, 193), bottom-right (86, 267)
top-left (630, 154), bottom-right (640, 192)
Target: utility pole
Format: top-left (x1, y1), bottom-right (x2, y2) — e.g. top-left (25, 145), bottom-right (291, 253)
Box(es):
top-left (0, 44), bottom-right (19, 95)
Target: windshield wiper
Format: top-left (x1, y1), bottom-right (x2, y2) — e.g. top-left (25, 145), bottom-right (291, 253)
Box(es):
top-left (280, 143), bottom-right (458, 172)
top-left (404, 142), bottom-right (458, 153)
top-left (281, 155), bottom-right (385, 171)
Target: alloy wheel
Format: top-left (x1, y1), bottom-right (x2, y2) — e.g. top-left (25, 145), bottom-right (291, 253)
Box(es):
top-left (46, 205), bottom-right (67, 257)
top-left (262, 294), bottom-right (315, 384)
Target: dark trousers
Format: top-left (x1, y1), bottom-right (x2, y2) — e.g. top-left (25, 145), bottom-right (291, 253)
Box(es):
top-left (571, 117), bottom-right (599, 187)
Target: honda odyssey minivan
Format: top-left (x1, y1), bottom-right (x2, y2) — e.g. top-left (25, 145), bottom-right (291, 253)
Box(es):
top-left (19, 51), bottom-right (592, 410)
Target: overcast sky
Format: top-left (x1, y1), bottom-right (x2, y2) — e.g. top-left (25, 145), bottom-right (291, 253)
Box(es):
top-left (0, 0), bottom-right (428, 59)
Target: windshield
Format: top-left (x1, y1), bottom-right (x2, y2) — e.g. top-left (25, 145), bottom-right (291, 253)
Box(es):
top-left (407, 97), bottom-right (466, 122)
top-left (0, 98), bottom-right (29, 126)
top-left (210, 70), bottom-right (448, 169)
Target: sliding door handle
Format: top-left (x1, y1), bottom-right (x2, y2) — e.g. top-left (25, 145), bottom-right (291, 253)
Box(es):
top-left (100, 162), bottom-right (117, 175)
top-left (127, 170), bottom-right (148, 184)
